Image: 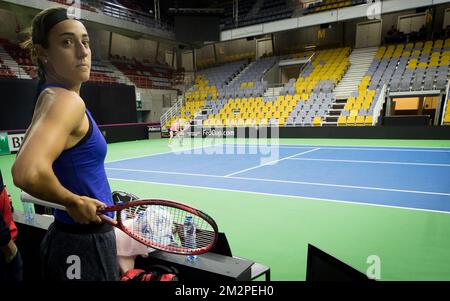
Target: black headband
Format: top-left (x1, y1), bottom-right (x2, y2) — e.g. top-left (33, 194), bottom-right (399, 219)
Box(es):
top-left (33, 9), bottom-right (70, 44)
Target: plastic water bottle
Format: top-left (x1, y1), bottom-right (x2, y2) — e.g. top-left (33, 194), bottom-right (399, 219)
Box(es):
top-left (183, 215), bottom-right (197, 263)
top-left (22, 201), bottom-right (34, 223)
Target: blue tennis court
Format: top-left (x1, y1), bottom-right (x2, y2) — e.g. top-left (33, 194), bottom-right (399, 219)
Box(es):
top-left (105, 144), bottom-right (450, 214)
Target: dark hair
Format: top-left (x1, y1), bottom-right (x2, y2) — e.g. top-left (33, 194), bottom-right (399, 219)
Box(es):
top-left (20, 7), bottom-right (68, 109)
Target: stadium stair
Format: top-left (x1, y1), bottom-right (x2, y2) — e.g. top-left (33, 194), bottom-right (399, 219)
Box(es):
top-left (104, 60), bottom-right (135, 86)
top-left (333, 47), bottom-right (378, 100)
top-left (0, 45), bottom-right (31, 79)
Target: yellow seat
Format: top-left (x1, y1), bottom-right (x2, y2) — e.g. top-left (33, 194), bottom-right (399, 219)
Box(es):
top-left (344, 103), bottom-right (353, 110)
top-left (350, 109), bottom-right (358, 117)
top-left (355, 116), bottom-right (365, 126)
top-left (353, 103), bottom-right (362, 111)
top-left (365, 115), bottom-right (373, 125)
top-left (313, 116), bottom-right (322, 126)
top-left (347, 116), bottom-right (356, 126)
top-left (443, 113), bottom-right (450, 125)
top-left (338, 116), bottom-right (347, 126)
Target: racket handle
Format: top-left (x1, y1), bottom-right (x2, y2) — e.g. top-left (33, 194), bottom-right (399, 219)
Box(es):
top-left (21, 191), bottom-right (114, 224)
top-left (20, 191), bottom-right (66, 211)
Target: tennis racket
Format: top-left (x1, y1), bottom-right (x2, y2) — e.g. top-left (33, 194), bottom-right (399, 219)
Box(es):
top-left (112, 190), bottom-right (140, 205)
top-left (21, 191), bottom-right (219, 255)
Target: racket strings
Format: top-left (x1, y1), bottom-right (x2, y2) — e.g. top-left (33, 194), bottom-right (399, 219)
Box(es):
top-left (121, 204), bottom-right (216, 252)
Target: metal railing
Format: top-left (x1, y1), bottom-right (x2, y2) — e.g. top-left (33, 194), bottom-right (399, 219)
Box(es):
top-left (160, 96), bottom-right (184, 130)
top-left (372, 84), bottom-right (386, 126)
top-left (49, 0), bottom-right (173, 32)
top-left (441, 80), bottom-right (450, 125)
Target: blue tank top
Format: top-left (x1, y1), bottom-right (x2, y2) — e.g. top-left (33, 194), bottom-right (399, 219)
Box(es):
top-left (40, 84), bottom-right (114, 224)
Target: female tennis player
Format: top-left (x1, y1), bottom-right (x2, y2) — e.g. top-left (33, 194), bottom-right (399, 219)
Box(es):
top-left (168, 119), bottom-right (180, 145)
top-left (12, 7), bottom-right (119, 280)
top-left (177, 120), bottom-right (190, 146)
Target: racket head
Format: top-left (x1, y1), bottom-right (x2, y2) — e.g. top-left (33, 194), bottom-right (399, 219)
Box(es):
top-left (101, 199), bottom-right (218, 255)
top-left (112, 190), bottom-right (140, 205)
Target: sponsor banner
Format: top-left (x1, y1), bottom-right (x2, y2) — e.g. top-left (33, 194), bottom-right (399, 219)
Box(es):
top-left (0, 132), bottom-right (10, 155)
top-left (8, 133), bottom-right (25, 152)
top-left (148, 126), bottom-right (162, 132)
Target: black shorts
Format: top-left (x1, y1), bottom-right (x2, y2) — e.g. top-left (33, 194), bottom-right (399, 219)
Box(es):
top-left (40, 221), bottom-right (119, 281)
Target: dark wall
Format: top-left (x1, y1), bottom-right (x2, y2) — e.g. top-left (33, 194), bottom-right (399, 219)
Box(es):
top-left (0, 79), bottom-right (137, 131)
top-left (0, 78), bottom-right (37, 131)
top-left (175, 15), bottom-right (220, 43)
top-left (98, 124), bottom-right (148, 143)
top-left (81, 82), bottom-right (137, 125)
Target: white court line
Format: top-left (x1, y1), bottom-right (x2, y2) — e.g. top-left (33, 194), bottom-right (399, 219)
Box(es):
top-left (227, 143), bottom-right (450, 153)
top-left (107, 177), bottom-right (450, 215)
top-left (105, 166), bottom-right (450, 196)
top-left (286, 158), bottom-right (450, 167)
top-left (229, 176), bottom-right (450, 196)
top-left (106, 143), bottom-right (450, 164)
top-left (105, 144), bottom-right (221, 163)
top-left (106, 167), bottom-right (224, 178)
top-left (224, 148), bottom-right (321, 177)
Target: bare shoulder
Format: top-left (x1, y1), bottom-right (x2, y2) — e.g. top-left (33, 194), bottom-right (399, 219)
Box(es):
top-left (43, 87), bottom-right (85, 111)
top-left (39, 88), bottom-right (86, 122)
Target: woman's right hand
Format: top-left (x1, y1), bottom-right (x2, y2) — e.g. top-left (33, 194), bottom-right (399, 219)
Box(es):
top-left (66, 196), bottom-right (106, 224)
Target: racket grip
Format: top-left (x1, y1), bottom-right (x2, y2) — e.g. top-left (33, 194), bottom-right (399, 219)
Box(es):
top-left (20, 191), bottom-right (66, 211)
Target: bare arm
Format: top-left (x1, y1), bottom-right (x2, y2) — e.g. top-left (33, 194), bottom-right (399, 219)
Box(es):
top-left (12, 89), bottom-right (103, 224)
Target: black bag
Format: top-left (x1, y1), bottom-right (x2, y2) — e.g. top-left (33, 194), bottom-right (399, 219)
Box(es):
top-left (121, 265), bottom-right (179, 281)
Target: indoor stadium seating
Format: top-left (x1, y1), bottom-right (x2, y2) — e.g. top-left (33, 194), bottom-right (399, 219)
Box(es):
top-left (220, 0), bottom-right (294, 30)
top-left (366, 39), bottom-right (450, 92)
top-left (175, 60), bottom-right (249, 125)
top-left (281, 47), bottom-right (350, 126)
top-left (338, 38), bottom-right (450, 126)
top-left (168, 46), bottom-right (351, 128)
top-left (0, 38), bottom-right (122, 84)
top-left (110, 55), bottom-right (175, 89)
top-left (303, 0), bottom-right (367, 15)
